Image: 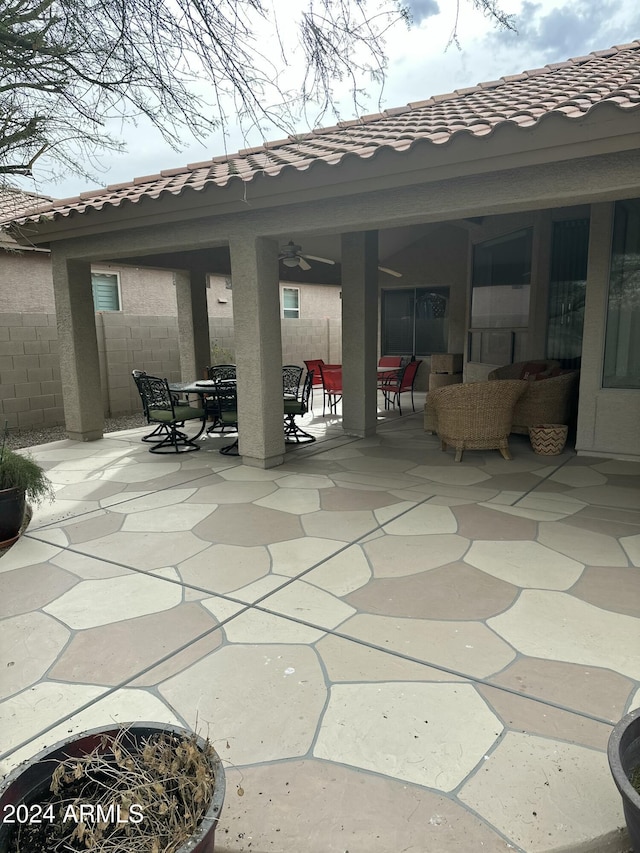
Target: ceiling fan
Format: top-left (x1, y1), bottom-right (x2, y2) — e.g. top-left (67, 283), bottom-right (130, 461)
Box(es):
top-left (378, 264), bottom-right (402, 278)
top-left (279, 241), bottom-right (335, 271)
top-left (279, 240), bottom-right (402, 277)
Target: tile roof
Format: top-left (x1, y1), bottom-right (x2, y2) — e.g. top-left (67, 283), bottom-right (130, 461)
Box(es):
top-left (0, 186), bottom-right (52, 248)
top-left (9, 40), bottom-right (640, 226)
top-left (0, 185), bottom-right (51, 221)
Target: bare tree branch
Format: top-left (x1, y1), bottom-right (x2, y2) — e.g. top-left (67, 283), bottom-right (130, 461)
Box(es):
top-left (0, 0), bottom-right (515, 181)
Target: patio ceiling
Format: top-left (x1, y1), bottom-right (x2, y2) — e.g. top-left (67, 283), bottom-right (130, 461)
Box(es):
top-left (102, 223), bottom-right (442, 284)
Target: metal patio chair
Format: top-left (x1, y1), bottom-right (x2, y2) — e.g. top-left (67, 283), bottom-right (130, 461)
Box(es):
top-left (132, 369), bottom-right (189, 443)
top-left (136, 374), bottom-right (206, 453)
top-left (210, 381), bottom-right (239, 455)
top-left (303, 359), bottom-right (325, 409)
top-left (379, 359), bottom-right (422, 415)
top-left (282, 365), bottom-right (304, 398)
top-left (283, 369), bottom-right (316, 444)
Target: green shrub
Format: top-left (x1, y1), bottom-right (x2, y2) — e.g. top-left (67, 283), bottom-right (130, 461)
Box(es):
top-left (0, 445), bottom-right (54, 505)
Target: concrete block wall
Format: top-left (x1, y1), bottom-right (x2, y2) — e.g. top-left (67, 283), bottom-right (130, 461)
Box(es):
top-left (281, 318), bottom-right (341, 365)
top-left (2, 313), bottom-right (344, 429)
top-left (98, 313), bottom-right (182, 415)
top-left (208, 318), bottom-right (342, 371)
top-left (209, 318), bottom-right (235, 365)
top-left (0, 312), bottom-right (63, 430)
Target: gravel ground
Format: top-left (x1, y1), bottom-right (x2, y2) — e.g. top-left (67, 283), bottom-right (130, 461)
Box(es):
top-left (4, 413), bottom-right (147, 450)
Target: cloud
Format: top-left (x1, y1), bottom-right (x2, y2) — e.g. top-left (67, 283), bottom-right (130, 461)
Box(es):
top-left (485, 0), bottom-right (640, 62)
top-left (404, 0), bottom-right (440, 25)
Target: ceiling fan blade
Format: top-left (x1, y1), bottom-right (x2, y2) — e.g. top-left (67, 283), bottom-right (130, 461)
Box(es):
top-left (301, 254), bottom-right (335, 265)
top-left (298, 257), bottom-right (312, 271)
top-left (378, 265), bottom-right (402, 278)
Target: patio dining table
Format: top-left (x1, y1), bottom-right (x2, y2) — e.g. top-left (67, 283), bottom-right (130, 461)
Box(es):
top-left (169, 379), bottom-right (235, 444)
top-left (169, 377), bottom-right (314, 451)
top-left (168, 379), bottom-right (226, 395)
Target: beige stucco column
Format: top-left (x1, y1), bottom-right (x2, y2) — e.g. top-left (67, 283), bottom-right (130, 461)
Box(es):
top-left (175, 269), bottom-right (211, 380)
top-left (229, 235), bottom-right (285, 468)
top-left (50, 254), bottom-right (103, 441)
top-left (341, 230), bottom-right (379, 437)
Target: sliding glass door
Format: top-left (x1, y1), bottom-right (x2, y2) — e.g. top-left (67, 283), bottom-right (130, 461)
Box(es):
top-left (381, 287), bottom-right (449, 356)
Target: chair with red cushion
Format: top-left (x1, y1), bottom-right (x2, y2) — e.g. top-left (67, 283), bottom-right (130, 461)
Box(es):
top-left (378, 356), bottom-right (403, 368)
top-left (304, 359), bottom-right (325, 409)
top-left (377, 355), bottom-right (403, 389)
top-left (379, 359), bottom-right (422, 415)
top-left (318, 363), bottom-right (343, 415)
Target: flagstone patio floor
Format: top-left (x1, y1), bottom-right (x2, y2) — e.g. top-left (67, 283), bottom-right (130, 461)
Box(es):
top-left (1, 400), bottom-right (639, 852)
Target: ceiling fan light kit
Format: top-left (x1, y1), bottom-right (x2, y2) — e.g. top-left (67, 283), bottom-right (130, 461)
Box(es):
top-left (278, 240), bottom-right (401, 277)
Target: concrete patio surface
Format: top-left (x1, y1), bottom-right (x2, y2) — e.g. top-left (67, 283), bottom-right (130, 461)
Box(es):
top-left (1, 398), bottom-right (639, 852)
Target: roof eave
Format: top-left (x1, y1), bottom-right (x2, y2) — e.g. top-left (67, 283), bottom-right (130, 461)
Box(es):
top-left (8, 100), bottom-right (640, 248)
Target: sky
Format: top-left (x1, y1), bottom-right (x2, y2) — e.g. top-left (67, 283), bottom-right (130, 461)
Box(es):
top-left (13, 0), bottom-right (640, 201)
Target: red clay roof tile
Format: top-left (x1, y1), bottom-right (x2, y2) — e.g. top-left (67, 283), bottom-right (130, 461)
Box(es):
top-left (5, 40), bottom-right (639, 226)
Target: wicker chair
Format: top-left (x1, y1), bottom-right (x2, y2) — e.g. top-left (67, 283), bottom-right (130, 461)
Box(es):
top-left (487, 360), bottom-right (560, 381)
top-left (488, 367), bottom-right (580, 434)
top-left (427, 380), bottom-right (527, 462)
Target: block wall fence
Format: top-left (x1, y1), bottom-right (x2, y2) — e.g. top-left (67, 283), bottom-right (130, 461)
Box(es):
top-left (0, 312), bottom-right (343, 431)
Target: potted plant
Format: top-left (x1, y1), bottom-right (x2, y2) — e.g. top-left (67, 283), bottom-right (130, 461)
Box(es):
top-left (0, 722), bottom-right (226, 853)
top-left (0, 426), bottom-right (54, 548)
top-left (608, 707), bottom-right (640, 852)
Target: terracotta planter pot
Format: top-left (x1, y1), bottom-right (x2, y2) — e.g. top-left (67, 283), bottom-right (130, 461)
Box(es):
top-left (0, 487), bottom-right (25, 549)
top-left (0, 722), bottom-right (226, 853)
top-left (608, 708), bottom-right (640, 852)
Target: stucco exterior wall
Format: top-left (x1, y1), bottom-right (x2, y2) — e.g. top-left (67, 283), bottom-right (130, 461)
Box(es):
top-left (0, 253), bottom-right (180, 316)
top-left (288, 283), bottom-right (342, 320)
top-left (0, 251), bottom-right (56, 313)
top-left (0, 254), bottom-right (341, 321)
top-left (110, 264), bottom-right (178, 315)
top-left (207, 275), bottom-right (342, 321)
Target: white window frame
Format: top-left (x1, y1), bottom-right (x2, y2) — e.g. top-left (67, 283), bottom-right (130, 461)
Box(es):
top-left (281, 286), bottom-right (300, 319)
top-left (91, 269), bottom-right (122, 312)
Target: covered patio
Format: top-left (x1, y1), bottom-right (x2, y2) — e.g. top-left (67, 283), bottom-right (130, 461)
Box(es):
top-left (7, 42), bottom-right (640, 465)
top-left (1, 405), bottom-right (640, 852)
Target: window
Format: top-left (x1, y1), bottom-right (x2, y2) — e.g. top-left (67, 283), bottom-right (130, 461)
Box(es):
top-left (603, 199), bottom-right (640, 389)
top-left (546, 218), bottom-right (589, 368)
top-left (469, 229), bottom-right (532, 363)
top-left (282, 286), bottom-right (300, 319)
top-left (381, 287), bottom-right (449, 356)
top-left (91, 271), bottom-right (120, 311)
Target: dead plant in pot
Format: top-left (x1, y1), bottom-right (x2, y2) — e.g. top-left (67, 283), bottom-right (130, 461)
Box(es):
top-left (0, 722), bottom-right (226, 853)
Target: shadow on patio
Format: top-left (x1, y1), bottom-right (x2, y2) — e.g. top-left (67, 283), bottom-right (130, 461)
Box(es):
top-left (1, 400), bottom-right (639, 852)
